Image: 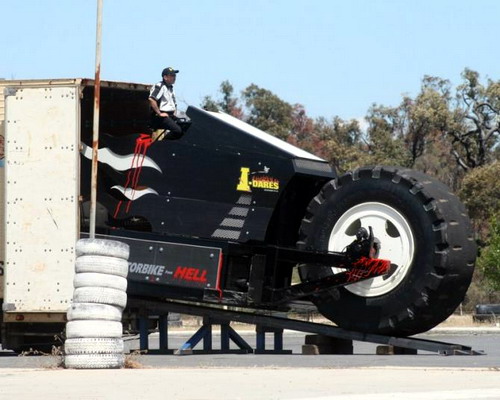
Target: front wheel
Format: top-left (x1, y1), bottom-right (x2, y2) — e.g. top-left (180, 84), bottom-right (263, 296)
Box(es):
top-left (299, 166), bottom-right (476, 336)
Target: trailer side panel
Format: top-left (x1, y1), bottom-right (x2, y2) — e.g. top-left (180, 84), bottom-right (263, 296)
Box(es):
top-left (3, 85), bottom-right (79, 312)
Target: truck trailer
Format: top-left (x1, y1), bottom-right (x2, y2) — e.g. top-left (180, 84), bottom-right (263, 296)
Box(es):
top-left (0, 79), bottom-right (476, 351)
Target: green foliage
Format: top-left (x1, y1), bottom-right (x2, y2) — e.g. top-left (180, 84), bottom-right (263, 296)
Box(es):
top-left (459, 161), bottom-right (500, 230)
top-left (200, 80), bottom-right (243, 118)
top-left (242, 84), bottom-right (294, 140)
top-left (451, 69), bottom-right (500, 170)
top-left (200, 95), bottom-right (219, 112)
top-left (287, 115), bottom-right (366, 173)
top-left (364, 104), bottom-right (412, 167)
top-left (477, 215), bottom-right (500, 291)
top-left (406, 77), bottom-right (454, 161)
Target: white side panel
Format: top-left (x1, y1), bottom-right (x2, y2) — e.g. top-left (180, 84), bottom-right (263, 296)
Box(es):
top-left (4, 86), bottom-right (79, 312)
top-left (1, 86), bottom-right (7, 299)
top-left (0, 120), bottom-right (4, 299)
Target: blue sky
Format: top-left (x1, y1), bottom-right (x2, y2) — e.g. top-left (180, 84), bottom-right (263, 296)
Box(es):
top-left (1, 0), bottom-right (499, 120)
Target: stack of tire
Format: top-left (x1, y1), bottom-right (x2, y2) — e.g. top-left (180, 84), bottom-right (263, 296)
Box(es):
top-left (64, 238), bottom-right (130, 369)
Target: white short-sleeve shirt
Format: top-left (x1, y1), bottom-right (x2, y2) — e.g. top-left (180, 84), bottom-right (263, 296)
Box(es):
top-left (149, 81), bottom-right (177, 112)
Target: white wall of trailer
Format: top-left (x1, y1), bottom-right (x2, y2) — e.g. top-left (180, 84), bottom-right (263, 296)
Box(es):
top-left (2, 84), bottom-right (80, 312)
top-left (0, 83), bottom-right (7, 299)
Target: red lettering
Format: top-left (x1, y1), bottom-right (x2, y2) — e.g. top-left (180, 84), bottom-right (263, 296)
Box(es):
top-left (185, 268), bottom-right (196, 280)
top-left (174, 266), bottom-right (188, 279)
top-left (198, 270), bottom-right (207, 283)
top-left (174, 266), bottom-right (208, 283)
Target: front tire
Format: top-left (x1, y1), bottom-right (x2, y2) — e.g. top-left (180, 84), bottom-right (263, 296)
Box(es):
top-left (299, 166), bottom-right (476, 336)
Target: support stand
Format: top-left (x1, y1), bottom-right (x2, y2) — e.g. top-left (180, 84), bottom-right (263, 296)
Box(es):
top-left (137, 314), bottom-right (172, 354)
top-left (255, 326), bottom-right (292, 354)
top-left (174, 317), bottom-right (253, 355)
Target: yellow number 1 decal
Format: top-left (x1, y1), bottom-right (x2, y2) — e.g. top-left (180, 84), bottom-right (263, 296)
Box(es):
top-left (236, 167), bottom-right (251, 192)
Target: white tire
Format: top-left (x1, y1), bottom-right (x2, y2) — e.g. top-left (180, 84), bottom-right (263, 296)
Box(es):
top-left (64, 353), bottom-right (125, 369)
top-left (75, 255), bottom-right (129, 278)
top-left (73, 287), bottom-right (127, 309)
top-left (66, 320), bottom-right (123, 338)
top-left (76, 238), bottom-right (130, 260)
top-left (74, 272), bottom-right (128, 291)
top-left (64, 338), bottom-right (124, 355)
top-left (67, 303), bottom-right (122, 322)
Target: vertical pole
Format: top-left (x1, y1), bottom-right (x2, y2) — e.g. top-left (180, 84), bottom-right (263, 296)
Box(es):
top-left (274, 329), bottom-right (284, 351)
top-left (256, 326), bottom-right (265, 352)
top-left (138, 317), bottom-right (149, 351)
top-left (159, 314), bottom-right (169, 351)
top-left (89, 0), bottom-right (103, 238)
top-left (202, 317), bottom-right (212, 352)
top-left (221, 323), bottom-right (230, 351)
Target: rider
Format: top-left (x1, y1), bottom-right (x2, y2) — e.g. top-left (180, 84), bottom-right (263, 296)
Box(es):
top-left (148, 67), bottom-right (183, 141)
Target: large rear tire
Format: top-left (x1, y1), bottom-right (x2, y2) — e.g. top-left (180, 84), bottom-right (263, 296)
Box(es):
top-left (298, 166), bottom-right (476, 336)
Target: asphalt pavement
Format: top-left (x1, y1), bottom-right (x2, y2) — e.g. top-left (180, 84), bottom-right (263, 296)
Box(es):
top-left (1, 327), bottom-right (499, 369)
top-left (1, 327), bottom-right (499, 399)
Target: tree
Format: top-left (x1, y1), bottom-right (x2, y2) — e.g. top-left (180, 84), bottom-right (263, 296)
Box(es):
top-left (449, 69), bottom-right (500, 171)
top-left (287, 104), bottom-right (314, 152)
top-left (458, 162), bottom-right (500, 299)
top-left (459, 161), bottom-right (500, 236)
top-left (313, 116), bottom-right (366, 173)
top-left (403, 77), bottom-right (463, 188)
top-left (365, 77), bottom-right (459, 179)
top-left (201, 80), bottom-right (243, 119)
top-left (291, 104), bottom-right (314, 142)
top-left (477, 215), bottom-right (500, 292)
top-left (405, 77), bottom-right (453, 162)
top-left (242, 84), bottom-right (294, 140)
top-left (360, 71), bottom-right (500, 189)
top-left (364, 104), bottom-right (411, 167)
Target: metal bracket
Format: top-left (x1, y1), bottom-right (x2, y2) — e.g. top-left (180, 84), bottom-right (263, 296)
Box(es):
top-left (3, 88), bottom-right (17, 97)
top-left (2, 303), bottom-right (16, 312)
top-left (247, 254), bottom-right (266, 305)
